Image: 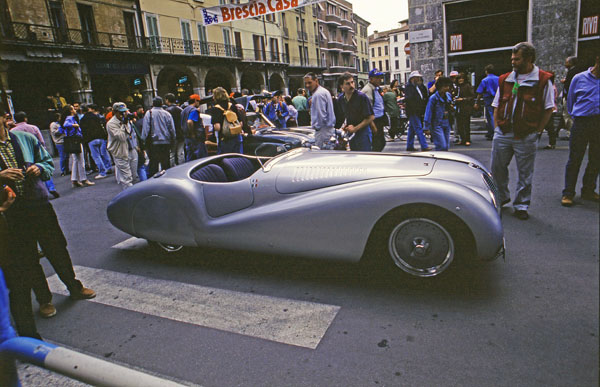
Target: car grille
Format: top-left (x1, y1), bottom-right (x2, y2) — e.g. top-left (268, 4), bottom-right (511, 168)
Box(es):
top-left (482, 171), bottom-right (500, 209)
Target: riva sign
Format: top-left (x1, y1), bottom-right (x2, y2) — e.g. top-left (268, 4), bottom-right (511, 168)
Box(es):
top-left (200, 0), bottom-right (324, 26)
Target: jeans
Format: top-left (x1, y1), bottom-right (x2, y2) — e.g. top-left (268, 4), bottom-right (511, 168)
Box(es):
top-left (431, 120), bottom-right (451, 151)
top-left (44, 178), bottom-right (56, 192)
top-left (55, 143), bottom-right (69, 173)
top-left (491, 128), bottom-right (538, 210)
top-left (88, 139), bottom-right (112, 175)
top-left (170, 140), bottom-right (185, 166)
top-left (485, 105), bottom-right (495, 138)
top-left (185, 138), bottom-right (208, 161)
top-left (349, 128), bottom-right (372, 151)
top-left (562, 115), bottom-right (600, 197)
top-left (218, 136), bottom-right (243, 154)
top-left (407, 114), bottom-right (429, 150)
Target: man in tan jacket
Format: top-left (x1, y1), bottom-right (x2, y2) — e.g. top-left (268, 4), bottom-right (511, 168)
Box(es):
top-left (107, 102), bottom-right (138, 190)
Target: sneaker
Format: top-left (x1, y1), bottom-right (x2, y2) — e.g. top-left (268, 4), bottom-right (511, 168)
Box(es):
top-left (581, 191), bottom-right (599, 202)
top-left (39, 303), bottom-right (57, 318)
top-left (543, 145), bottom-right (556, 150)
top-left (70, 287), bottom-right (96, 300)
top-left (94, 174), bottom-right (107, 180)
top-left (82, 180), bottom-right (95, 186)
top-left (513, 210), bottom-right (529, 220)
top-left (561, 196), bottom-right (574, 207)
top-left (72, 181), bottom-right (83, 188)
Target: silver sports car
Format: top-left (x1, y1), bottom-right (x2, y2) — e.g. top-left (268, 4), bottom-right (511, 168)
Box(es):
top-left (107, 149), bottom-right (504, 278)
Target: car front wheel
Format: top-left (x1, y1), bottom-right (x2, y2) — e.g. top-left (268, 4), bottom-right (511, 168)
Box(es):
top-left (387, 217), bottom-right (455, 277)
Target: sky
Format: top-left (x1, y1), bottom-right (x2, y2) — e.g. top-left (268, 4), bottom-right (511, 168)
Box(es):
top-left (349, 0), bottom-right (410, 34)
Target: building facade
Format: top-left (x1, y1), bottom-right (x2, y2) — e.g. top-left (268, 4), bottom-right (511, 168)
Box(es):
top-left (408, 0), bottom-right (599, 89)
top-left (368, 30), bottom-right (392, 84)
top-left (389, 22), bottom-right (411, 84)
top-left (353, 14), bottom-right (371, 87)
top-left (0, 0), bottom-right (324, 129)
top-left (315, 0), bottom-right (361, 91)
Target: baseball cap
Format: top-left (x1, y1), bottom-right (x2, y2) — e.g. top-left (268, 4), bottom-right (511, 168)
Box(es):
top-left (408, 70), bottom-right (423, 80)
top-left (112, 102), bottom-right (128, 112)
top-left (449, 70), bottom-right (459, 77)
top-left (189, 94), bottom-right (201, 101)
top-left (368, 68), bottom-right (385, 78)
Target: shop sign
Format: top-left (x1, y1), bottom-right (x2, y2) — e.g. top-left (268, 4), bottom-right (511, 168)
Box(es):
top-left (133, 78), bottom-right (142, 86)
top-left (178, 76), bottom-right (188, 83)
top-left (88, 62), bottom-right (149, 75)
top-left (581, 15), bottom-right (599, 36)
top-left (450, 34), bottom-right (463, 52)
top-left (409, 29), bottom-right (433, 43)
top-left (199, 0), bottom-right (324, 26)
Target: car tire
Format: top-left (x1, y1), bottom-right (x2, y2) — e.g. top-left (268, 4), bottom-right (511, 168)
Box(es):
top-left (367, 205), bottom-right (474, 278)
top-left (147, 240), bottom-right (184, 254)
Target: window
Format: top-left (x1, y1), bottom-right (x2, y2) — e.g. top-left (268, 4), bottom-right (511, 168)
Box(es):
top-left (327, 4), bottom-right (335, 15)
top-left (282, 14), bottom-right (287, 28)
top-left (322, 52), bottom-right (327, 67)
top-left (394, 47), bottom-right (398, 57)
top-left (395, 60), bottom-right (399, 70)
top-left (223, 28), bottom-right (233, 56)
top-left (253, 34), bottom-right (266, 61)
top-left (356, 58), bottom-right (360, 71)
top-left (270, 38), bottom-right (279, 61)
top-left (384, 46), bottom-right (388, 56)
top-left (181, 20), bottom-right (193, 54)
top-left (304, 46), bottom-right (309, 64)
top-left (406, 56), bottom-right (411, 68)
top-left (285, 43), bottom-right (290, 62)
top-left (299, 45), bottom-right (304, 65)
top-left (405, 33), bottom-right (408, 40)
top-left (378, 47), bottom-right (381, 56)
top-left (330, 52), bottom-right (338, 66)
top-left (371, 48), bottom-right (375, 57)
top-left (378, 60), bottom-right (382, 70)
top-left (372, 61), bottom-right (376, 69)
top-left (146, 14), bottom-right (161, 52)
top-left (385, 59), bottom-right (389, 71)
top-left (197, 24), bottom-right (208, 54)
top-left (394, 35), bottom-right (397, 42)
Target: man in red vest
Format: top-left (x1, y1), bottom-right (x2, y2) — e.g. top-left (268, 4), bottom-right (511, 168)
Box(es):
top-left (490, 42), bottom-right (555, 220)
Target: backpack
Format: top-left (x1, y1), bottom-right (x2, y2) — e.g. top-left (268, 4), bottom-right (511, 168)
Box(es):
top-left (216, 103), bottom-right (243, 137)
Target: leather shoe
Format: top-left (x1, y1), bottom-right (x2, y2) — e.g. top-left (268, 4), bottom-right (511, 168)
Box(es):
top-left (50, 190), bottom-right (60, 198)
top-left (72, 181), bottom-right (83, 188)
top-left (561, 196), bottom-right (574, 207)
top-left (581, 191), bottom-right (599, 202)
top-left (513, 210), bottom-right (529, 220)
top-left (82, 180), bottom-right (95, 186)
top-left (70, 287), bottom-right (96, 300)
top-left (39, 303), bottom-right (57, 318)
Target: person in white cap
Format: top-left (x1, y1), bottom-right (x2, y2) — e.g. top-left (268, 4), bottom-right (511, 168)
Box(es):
top-left (404, 71), bottom-right (431, 151)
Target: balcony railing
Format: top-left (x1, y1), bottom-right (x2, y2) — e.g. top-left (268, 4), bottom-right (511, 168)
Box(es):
top-left (329, 65), bottom-right (356, 73)
top-left (325, 14), bottom-right (342, 25)
top-left (339, 19), bottom-right (354, 30)
top-left (282, 27), bottom-right (289, 38)
top-left (297, 31), bottom-right (308, 42)
top-left (327, 41), bottom-right (343, 50)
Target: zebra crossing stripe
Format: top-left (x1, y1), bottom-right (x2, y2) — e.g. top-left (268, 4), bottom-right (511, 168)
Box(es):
top-left (47, 266), bottom-right (340, 349)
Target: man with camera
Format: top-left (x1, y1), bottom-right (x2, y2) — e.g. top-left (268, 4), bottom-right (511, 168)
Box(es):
top-left (107, 102), bottom-right (138, 190)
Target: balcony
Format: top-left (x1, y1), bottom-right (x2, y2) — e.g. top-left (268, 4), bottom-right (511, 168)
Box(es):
top-left (341, 42), bottom-right (355, 52)
top-left (287, 57), bottom-right (323, 68)
top-left (329, 65), bottom-right (356, 73)
top-left (339, 19), bottom-right (354, 30)
top-left (324, 14), bottom-right (342, 25)
top-left (239, 49), bottom-right (288, 64)
top-left (1, 22), bottom-right (244, 59)
top-left (326, 40), bottom-right (343, 50)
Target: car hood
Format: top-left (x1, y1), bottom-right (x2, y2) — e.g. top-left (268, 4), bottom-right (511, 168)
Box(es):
top-left (272, 150), bottom-right (436, 194)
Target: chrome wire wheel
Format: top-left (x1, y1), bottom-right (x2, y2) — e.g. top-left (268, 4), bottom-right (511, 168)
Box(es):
top-left (388, 218), bottom-right (455, 277)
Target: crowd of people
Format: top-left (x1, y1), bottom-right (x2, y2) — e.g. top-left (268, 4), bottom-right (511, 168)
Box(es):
top-left (0, 41), bottom-right (597, 340)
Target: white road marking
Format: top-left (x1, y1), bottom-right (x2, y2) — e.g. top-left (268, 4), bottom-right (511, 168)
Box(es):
top-left (111, 237), bottom-right (148, 250)
top-left (48, 266), bottom-right (340, 349)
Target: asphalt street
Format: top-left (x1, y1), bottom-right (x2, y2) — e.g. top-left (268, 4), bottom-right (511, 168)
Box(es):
top-left (16, 132), bottom-right (599, 387)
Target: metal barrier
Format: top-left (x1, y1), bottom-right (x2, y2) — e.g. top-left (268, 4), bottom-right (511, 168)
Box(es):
top-left (0, 269), bottom-right (186, 387)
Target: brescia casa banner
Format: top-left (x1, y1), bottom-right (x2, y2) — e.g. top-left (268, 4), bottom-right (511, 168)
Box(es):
top-left (199, 0), bottom-right (324, 26)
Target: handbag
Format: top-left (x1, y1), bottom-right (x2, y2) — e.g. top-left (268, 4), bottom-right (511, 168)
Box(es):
top-left (63, 135), bottom-right (82, 154)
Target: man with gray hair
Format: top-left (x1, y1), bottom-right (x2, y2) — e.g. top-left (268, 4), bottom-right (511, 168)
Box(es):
top-left (107, 102), bottom-right (138, 190)
top-left (491, 42), bottom-right (555, 220)
top-left (304, 72), bottom-right (336, 148)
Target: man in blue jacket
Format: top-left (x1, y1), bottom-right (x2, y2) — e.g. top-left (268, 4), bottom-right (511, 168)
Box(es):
top-left (474, 64), bottom-right (500, 140)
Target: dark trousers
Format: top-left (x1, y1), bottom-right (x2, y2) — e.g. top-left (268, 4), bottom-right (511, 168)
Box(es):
top-left (3, 201), bottom-right (80, 338)
top-left (371, 115), bottom-right (388, 152)
top-left (148, 144), bottom-right (172, 177)
top-left (456, 112), bottom-right (471, 143)
top-left (298, 110), bottom-right (310, 126)
top-left (543, 114), bottom-right (558, 146)
top-left (563, 115), bottom-right (600, 197)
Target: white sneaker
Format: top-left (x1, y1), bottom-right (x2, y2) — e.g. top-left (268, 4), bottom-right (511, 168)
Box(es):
top-left (94, 174), bottom-right (107, 180)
